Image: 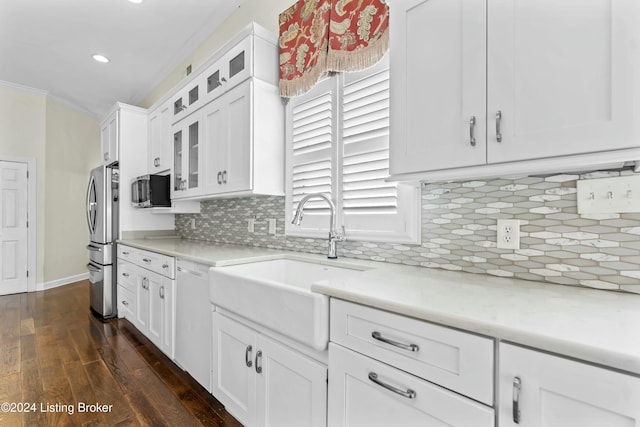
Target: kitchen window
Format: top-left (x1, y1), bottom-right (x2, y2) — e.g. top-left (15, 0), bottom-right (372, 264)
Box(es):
top-left (284, 57), bottom-right (420, 243)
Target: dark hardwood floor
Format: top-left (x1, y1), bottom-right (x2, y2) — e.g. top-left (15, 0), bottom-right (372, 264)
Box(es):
top-left (0, 280), bottom-right (242, 427)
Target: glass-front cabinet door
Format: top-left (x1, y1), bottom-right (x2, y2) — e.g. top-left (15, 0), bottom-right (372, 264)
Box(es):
top-left (171, 112), bottom-right (202, 199)
top-left (203, 36), bottom-right (252, 105)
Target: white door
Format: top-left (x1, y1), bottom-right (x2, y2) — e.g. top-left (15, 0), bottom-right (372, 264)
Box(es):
top-left (160, 278), bottom-right (174, 359)
top-left (487, 0), bottom-right (640, 163)
top-left (256, 334), bottom-right (327, 427)
top-left (389, 0), bottom-right (487, 175)
top-left (0, 161), bottom-right (28, 295)
top-left (202, 95), bottom-right (226, 195)
top-left (499, 343), bottom-right (640, 427)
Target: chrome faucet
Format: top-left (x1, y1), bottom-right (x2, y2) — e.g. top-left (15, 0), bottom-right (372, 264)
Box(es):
top-left (291, 193), bottom-right (345, 259)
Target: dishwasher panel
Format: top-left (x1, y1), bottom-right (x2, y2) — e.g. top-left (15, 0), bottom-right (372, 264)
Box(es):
top-left (175, 259), bottom-right (212, 391)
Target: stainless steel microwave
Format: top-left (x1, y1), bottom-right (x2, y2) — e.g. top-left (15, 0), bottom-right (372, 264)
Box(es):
top-left (131, 174), bottom-right (171, 207)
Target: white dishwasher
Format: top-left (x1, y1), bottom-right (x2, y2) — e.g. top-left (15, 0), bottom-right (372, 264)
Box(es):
top-left (175, 259), bottom-right (211, 391)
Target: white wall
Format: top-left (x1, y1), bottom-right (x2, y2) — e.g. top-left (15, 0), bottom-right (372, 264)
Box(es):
top-left (44, 97), bottom-right (100, 284)
top-left (0, 81), bottom-right (100, 287)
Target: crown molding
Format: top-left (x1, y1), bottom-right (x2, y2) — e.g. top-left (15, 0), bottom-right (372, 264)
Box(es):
top-left (0, 79), bottom-right (48, 96)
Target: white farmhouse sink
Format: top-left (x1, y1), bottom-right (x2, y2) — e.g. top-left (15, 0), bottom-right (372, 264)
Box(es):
top-left (209, 258), bottom-right (368, 351)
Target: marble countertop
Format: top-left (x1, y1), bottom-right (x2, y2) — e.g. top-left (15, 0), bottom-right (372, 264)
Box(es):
top-left (118, 238), bottom-right (640, 375)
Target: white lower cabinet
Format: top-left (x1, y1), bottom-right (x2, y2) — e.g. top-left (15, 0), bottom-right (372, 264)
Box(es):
top-left (329, 343), bottom-right (494, 427)
top-left (116, 245), bottom-right (175, 360)
top-left (211, 312), bottom-right (327, 427)
top-left (499, 343), bottom-right (640, 427)
top-left (328, 299), bottom-right (495, 427)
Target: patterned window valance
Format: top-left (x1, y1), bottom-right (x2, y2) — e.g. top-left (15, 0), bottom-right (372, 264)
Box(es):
top-left (279, 0), bottom-right (389, 97)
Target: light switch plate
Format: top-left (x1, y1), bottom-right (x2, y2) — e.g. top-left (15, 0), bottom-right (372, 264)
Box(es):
top-left (247, 219), bottom-right (255, 233)
top-left (268, 219), bottom-right (277, 235)
top-left (577, 175), bottom-right (640, 214)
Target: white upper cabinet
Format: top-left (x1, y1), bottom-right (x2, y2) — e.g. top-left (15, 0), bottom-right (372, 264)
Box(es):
top-left (100, 109), bottom-right (119, 165)
top-left (201, 80), bottom-right (283, 198)
top-left (389, 0), bottom-right (640, 181)
top-left (148, 100), bottom-right (172, 173)
top-left (389, 0), bottom-right (487, 174)
top-left (148, 22), bottom-right (283, 201)
top-left (487, 0), bottom-right (640, 163)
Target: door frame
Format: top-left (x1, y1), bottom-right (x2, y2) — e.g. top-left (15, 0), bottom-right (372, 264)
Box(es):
top-left (0, 155), bottom-right (36, 292)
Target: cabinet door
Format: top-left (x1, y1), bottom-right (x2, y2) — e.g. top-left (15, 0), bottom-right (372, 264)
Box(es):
top-left (487, 0), bottom-right (640, 163)
top-left (147, 271), bottom-right (163, 350)
top-left (256, 334), bottom-right (327, 427)
top-left (219, 81), bottom-right (252, 193)
top-left (328, 343), bottom-right (494, 427)
top-left (202, 81), bottom-right (252, 196)
top-left (171, 113), bottom-right (202, 199)
top-left (134, 274), bottom-right (149, 334)
top-left (499, 343), bottom-right (640, 427)
top-left (389, 0), bottom-right (486, 175)
top-left (160, 278), bottom-right (175, 359)
top-left (101, 111), bottom-right (118, 165)
top-left (202, 96), bottom-right (226, 195)
top-left (211, 313), bottom-right (257, 427)
top-left (149, 102), bottom-right (171, 173)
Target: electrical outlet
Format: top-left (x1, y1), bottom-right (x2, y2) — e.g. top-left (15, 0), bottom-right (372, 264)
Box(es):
top-left (268, 219), bottom-right (277, 235)
top-left (496, 219), bottom-right (520, 250)
top-left (190, 218), bottom-right (196, 229)
top-left (247, 219), bottom-right (255, 233)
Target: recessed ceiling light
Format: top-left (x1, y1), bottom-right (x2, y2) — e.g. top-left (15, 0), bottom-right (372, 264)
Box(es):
top-left (92, 54), bottom-right (110, 63)
top-left (128, 0), bottom-right (143, 3)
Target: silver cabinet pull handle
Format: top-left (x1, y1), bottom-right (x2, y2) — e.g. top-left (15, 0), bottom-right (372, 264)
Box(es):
top-left (122, 272), bottom-right (130, 277)
top-left (122, 300), bottom-right (129, 307)
top-left (222, 170), bottom-right (227, 184)
top-left (245, 345), bottom-right (253, 367)
top-left (142, 258), bottom-right (151, 263)
top-left (496, 110), bottom-right (503, 142)
top-left (162, 263), bottom-right (169, 269)
top-left (255, 350), bottom-right (263, 374)
top-left (159, 286), bottom-right (165, 299)
top-left (368, 372), bottom-right (416, 399)
top-left (371, 331), bottom-right (419, 352)
top-left (122, 251), bottom-right (129, 255)
top-left (513, 376), bottom-right (522, 424)
top-left (217, 171), bottom-right (222, 185)
top-left (469, 116), bottom-right (476, 146)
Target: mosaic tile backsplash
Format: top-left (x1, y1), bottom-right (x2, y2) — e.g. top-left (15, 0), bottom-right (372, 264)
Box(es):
top-left (176, 169), bottom-right (640, 294)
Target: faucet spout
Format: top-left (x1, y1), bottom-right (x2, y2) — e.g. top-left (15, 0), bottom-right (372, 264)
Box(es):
top-left (291, 193), bottom-right (345, 259)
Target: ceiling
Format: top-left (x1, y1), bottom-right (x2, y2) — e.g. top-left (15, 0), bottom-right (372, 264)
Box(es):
top-left (0, 0), bottom-right (244, 118)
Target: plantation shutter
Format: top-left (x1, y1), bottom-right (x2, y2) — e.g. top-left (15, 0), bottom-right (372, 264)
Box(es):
top-left (286, 56), bottom-right (420, 242)
top-left (289, 78), bottom-right (336, 231)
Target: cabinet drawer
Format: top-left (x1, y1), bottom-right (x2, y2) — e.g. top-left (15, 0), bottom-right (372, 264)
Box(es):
top-left (330, 299), bottom-right (494, 405)
top-left (117, 260), bottom-right (138, 293)
top-left (135, 249), bottom-right (175, 279)
top-left (117, 285), bottom-right (135, 320)
top-left (117, 244), bottom-right (138, 261)
top-left (328, 343), bottom-right (494, 427)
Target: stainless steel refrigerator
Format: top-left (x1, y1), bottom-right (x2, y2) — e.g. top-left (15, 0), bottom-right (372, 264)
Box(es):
top-left (86, 164), bottom-right (119, 318)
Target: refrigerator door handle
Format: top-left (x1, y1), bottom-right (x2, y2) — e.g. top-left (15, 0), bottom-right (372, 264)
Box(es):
top-left (86, 244), bottom-right (102, 252)
top-left (86, 175), bottom-right (96, 235)
top-left (86, 263), bottom-right (102, 273)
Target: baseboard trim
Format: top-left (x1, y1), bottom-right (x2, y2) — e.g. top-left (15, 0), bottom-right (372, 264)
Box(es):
top-left (39, 272), bottom-right (89, 291)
